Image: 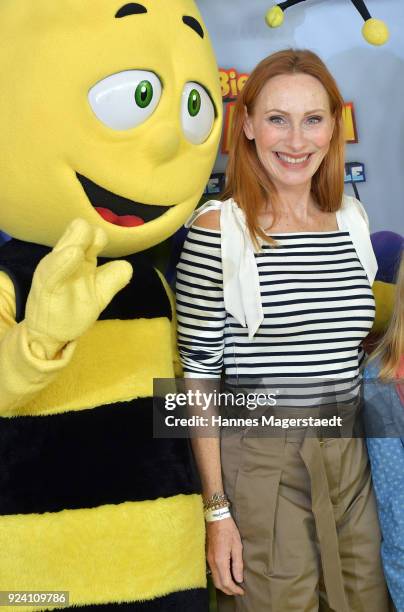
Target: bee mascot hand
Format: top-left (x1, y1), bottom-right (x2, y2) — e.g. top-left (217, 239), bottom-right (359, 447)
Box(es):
top-left (25, 218), bottom-right (133, 359)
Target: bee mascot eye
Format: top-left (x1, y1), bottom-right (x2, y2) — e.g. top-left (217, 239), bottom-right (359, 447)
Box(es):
top-left (0, 0), bottom-right (222, 609)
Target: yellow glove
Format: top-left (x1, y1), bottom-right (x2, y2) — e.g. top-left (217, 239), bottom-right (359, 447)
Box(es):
top-left (25, 218), bottom-right (133, 360)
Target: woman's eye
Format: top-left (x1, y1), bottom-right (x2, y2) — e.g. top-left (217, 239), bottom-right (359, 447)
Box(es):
top-left (306, 116), bottom-right (322, 125)
top-left (88, 70), bottom-right (162, 130)
top-left (268, 116), bottom-right (286, 125)
top-left (181, 82), bottom-right (215, 145)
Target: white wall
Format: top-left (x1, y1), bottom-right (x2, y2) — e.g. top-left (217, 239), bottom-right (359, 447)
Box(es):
top-left (198, 0), bottom-right (404, 233)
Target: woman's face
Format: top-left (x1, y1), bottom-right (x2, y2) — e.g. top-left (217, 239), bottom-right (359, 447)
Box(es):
top-left (243, 73), bottom-right (335, 192)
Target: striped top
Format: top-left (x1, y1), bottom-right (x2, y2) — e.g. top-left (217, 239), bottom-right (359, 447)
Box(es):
top-left (176, 227), bottom-right (375, 405)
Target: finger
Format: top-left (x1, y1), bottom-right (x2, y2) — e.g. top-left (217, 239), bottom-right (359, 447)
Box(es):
top-left (85, 226), bottom-right (108, 262)
top-left (53, 218), bottom-right (95, 254)
top-left (210, 567), bottom-right (233, 596)
top-left (212, 571), bottom-right (244, 597)
top-left (94, 260), bottom-right (133, 312)
top-left (216, 558), bottom-right (244, 596)
top-left (231, 540), bottom-right (244, 584)
top-left (36, 245), bottom-right (84, 294)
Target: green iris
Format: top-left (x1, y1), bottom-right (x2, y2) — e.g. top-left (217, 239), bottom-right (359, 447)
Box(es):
top-left (135, 80), bottom-right (153, 108)
top-left (188, 89), bottom-right (201, 117)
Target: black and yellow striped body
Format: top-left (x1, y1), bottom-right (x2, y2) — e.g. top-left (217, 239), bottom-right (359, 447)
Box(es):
top-left (0, 239), bottom-right (207, 612)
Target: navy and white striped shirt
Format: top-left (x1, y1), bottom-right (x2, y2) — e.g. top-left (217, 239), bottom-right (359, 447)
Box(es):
top-left (176, 226), bottom-right (375, 404)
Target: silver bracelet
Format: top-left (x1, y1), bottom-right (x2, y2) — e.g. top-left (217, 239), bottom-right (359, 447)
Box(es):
top-left (203, 492), bottom-right (230, 511)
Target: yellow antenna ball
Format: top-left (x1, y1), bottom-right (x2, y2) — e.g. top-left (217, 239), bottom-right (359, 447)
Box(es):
top-left (265, 5), bottom-right (284, 28)
top-left (362, 18), bottom-right (390, 46)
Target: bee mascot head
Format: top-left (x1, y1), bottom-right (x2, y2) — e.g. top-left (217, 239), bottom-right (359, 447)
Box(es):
top-left (0, 1), bottom-right (222, 609)
top-left (0, 0), bottom-right (222, 256)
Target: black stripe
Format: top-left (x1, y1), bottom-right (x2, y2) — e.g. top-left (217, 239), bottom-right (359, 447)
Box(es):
top-left (176, 300), bottom-right (225, 314)
top-left (0, 240), bottom-right (172, 322)
top-left (189, 227), bottom-right (221, 239)
top-left (260, 295), bottom-right (374, 306)
top-left (226, 377), bottom-right (359, 389)
top-left (261, 285), bottom-right (371, 296)
top-left (225, 356), bottom-right (358, 367)
top-left (233, 307), bottom-right (375, 320)
top-left (0, 398), bottom-right (200, 515)
top-left (257, 248), bottom-right (356, 257)
top-left (180, 344), bottom-right (224, 353)
top-left (261, 240), bottom-right (353, 249)
top-left (257, 257), bottom-right (360, 267)
top-left (54, 588), bottom-right (208, 611)
top-left (178, 333), bottom-right (223, 344)
top-left (267, 232), bottom-right (349, 239)
top-left (229, 337), bottom-right (365, 346)
top-left (224, 365), bottom-right (361, 377)
top-left (176, 278), bottom-right (222, 292)
top-left (255, 267), bottom-right (365, 275)
top-left (181, 247), bottom-right (221, 263)
top-left (176, 321), bottom-right (225, 332)
top-left (176, 269), bottom-right (222, 285)
top-left (228, 327), bottom-right (371, 337)
top-left (178, 259), bottom-right (222, 275)
top-left (223, 346), bottom-right (362, 356)
top-left (176, 282), bottom-right (223, 302)
top-left (178, 316), bottom-right (225, 325)
top-left (186, 236), bottom-right (221, 249)
top-left (259, 275), bottom-right (367, 285)
top-left (229, 316), bottom-right (374, 329)
top-left (177, 289), bottom-right (222, 302)
top-left (177, 290), bottom-right (223, 303)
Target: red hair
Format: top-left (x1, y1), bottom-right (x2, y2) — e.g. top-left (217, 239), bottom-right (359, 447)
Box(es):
top-left (221, 49), bottom-right (346, 246)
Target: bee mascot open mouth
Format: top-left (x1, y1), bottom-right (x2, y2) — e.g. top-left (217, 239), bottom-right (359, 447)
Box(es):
top-left (0, 1), bottom-right (222, 610)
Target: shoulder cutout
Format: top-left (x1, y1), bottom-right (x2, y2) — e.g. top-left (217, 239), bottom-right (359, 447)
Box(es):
top-left (192, 209), bottom-right (220, 230)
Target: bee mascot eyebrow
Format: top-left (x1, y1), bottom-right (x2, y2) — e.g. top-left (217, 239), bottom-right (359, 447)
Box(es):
top-left (266, 0), bottom-right (389, 46)
top-left (0, 0), bottom-right (222, 610)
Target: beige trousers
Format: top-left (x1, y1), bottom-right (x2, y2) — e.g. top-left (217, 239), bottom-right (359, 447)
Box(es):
top-left (217, 427), bottom-right (390, 612)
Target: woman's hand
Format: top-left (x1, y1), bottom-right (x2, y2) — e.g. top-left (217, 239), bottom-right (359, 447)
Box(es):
top-left (206, 516), bottom-right (244, 596)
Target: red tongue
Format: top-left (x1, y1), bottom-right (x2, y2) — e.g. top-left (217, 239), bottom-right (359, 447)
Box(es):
top-left (95, 207), bottom-right (145, 227)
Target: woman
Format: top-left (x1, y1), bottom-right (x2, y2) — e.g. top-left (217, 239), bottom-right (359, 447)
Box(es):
top-left (176, 49), bottom-right (389, 611)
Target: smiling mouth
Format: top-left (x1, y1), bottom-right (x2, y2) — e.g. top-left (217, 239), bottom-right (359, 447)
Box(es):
top-left (275, 152), bottom-right (313, 165)
top-left (76, 173), bottom-right (171, 227)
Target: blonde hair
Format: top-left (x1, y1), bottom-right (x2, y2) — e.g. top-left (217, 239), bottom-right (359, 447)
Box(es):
top-left (221, 49), bottom-right (345, 247)
top-left (371, 251), bottom-right (404, 379)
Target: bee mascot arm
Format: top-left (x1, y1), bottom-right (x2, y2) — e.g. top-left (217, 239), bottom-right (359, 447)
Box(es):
top-left (155, 269), bottom-right (183, 378)
top-left (0, 218), bottom-right (132, 414)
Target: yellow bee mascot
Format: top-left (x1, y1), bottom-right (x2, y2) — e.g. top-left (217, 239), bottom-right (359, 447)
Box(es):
top-left (0, 1), bottom-right (222, 610)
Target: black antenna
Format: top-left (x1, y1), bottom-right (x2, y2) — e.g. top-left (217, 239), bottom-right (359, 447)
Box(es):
top-left (350, 0), bottom-right (372, 22)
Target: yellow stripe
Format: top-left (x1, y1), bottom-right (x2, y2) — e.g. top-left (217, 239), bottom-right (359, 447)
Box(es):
top-left (0, 494), bottom-right (206, 611)
top-left (18, 318), bottom-right (174, 416)
top-left (372, 280), bottom-right (395, 333)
